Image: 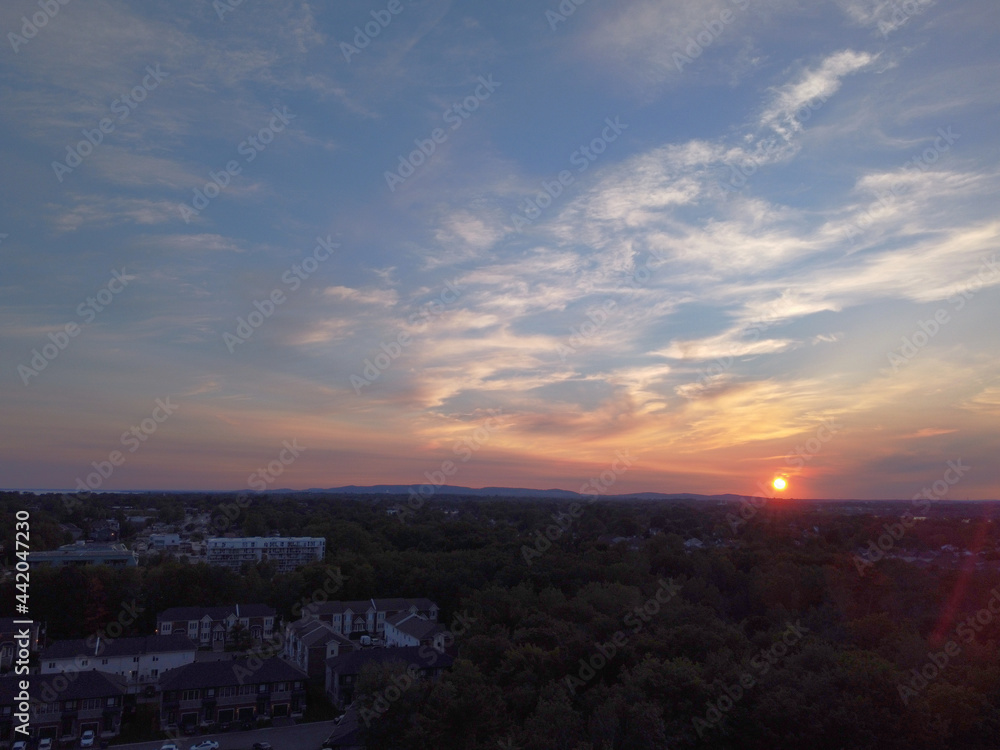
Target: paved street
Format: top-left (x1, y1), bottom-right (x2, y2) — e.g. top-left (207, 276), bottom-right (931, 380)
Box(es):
top-left (111, 719), bottom-right (338, 750)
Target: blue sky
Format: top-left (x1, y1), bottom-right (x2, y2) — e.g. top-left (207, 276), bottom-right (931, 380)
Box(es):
top-left (1, 0), bottom-right (998, 498)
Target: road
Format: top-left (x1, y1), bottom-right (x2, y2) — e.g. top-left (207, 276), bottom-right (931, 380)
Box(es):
top-left (110, 719), bottom-right (338, 750)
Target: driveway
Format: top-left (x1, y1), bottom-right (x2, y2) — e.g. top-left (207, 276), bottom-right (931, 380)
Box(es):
top-left (108, 719), bottom-right (339, 750)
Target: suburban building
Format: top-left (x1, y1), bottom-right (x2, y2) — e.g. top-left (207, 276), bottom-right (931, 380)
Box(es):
top-left (40, 635), bottom-right (197, 689)
top-left (156, 605), bottom-right (276, 649)
top-left (0, 671), bottom-right (128, 746)
top-left (282, 618), bottom-right (356, 684)
top-left (28, 541), bottom-right (138, 568)
top-left (149, 533), bottom-right (182, 549)
top-left (383, 612), bottom-right (449, 649)
top-left (324, 646), bottom-right (453, 708)
top-left (0, 618), bottom-right (42, 672)
top-left (158, 658), bottom-right (307, 733)
top-left (309, 598), bottom-right (439, 639)
top-left (205, 537), bottom-right (325, 572)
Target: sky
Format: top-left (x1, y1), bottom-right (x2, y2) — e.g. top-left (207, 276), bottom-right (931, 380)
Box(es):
top-left (1, 0), bottom-right (998, 499)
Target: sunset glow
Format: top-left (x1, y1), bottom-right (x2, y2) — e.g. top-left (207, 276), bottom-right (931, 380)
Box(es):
top-left (0, 1), bottom-right (998, 499)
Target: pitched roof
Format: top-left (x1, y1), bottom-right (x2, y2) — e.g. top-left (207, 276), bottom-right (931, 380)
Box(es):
top-left (0, 671), bottom-right (127, 702)
top-left (290, 620), bottom-right (354, 649)
top-left (158, 658), bottom-right (306, 691)
top-left (42, 634), bottom-right (196, 660)
top-left (325, 645), bottom-right (453, 675)
top-left (312, 598), bottom-right (437, 616)
top-left (157, 604), bottom-right (275, 622)
top-left (387, 614), bottom-right (447, 641)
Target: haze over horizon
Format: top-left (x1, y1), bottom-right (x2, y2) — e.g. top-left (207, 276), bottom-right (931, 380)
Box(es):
top-left (2, 0), bottom-right (998, 500)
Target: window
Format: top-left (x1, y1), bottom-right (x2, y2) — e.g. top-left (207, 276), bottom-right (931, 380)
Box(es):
top-left (206, 688), bottom-right (215, 698)
top-left (238, 685), bottom-right (256, 695)
top-left (102, 659), bottom-right (108, 665)
top-left (48, 662), bottom-right (55, 668)
top-left (218, 687), bottom-right (236, 698)
top-left (106, 697), bottom-right (116, 707)
top-left (258, 684), bottom-right (268, 693)
top-left (153, 656), bottom-right (159, 661)
top-left (182, 689), bottom-right (199, 701)
top-left (151, 669), bottom-right (158, 677)
top-left (81, 659), bottom-right (88, 667)
top-left (276, 682), bottom-right (287, 692)
top-left (134, 656), bottom-right (140, 662)
top-left (65, 700), bottom-right (77, 710)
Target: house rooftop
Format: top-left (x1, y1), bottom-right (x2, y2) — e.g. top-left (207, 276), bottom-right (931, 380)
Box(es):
top-left (159, 658), bottom-right (306, 691)
top-left (42, 634), bottom-right (196, 660)
top-left (157, 604), bottom-right (275, 621)
top-left (0, 671), bottom-right (127, 702)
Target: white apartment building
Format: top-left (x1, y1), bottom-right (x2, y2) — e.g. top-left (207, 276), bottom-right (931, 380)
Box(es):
top-left (205, 536), bottom-right (325, 572)
top-left (40, 635), bottom-right (197, 688)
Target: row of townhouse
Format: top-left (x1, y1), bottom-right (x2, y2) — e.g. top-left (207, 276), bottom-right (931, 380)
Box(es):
top-left (156, 604), bottom-right (276, 648)
top-left (158, 658), bottom-right (307, 734)
top-left (305, 598), bottom-right (438, 639)
top-left (0, 597), bottom-right (445, 746)
top-left (0, 671), bottom-right (129, 746)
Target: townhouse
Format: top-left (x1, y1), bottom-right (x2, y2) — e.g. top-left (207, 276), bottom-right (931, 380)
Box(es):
top-left (40, 634), bottom-right (196, 689)
top-left (158, 658), bottom-right (307, 733)
top-left (0, 671), bottom-right (128, 746)
top-left (156, 604), bottom-right (276, 649)
top-left (309, 598), bottom-right (438, 639)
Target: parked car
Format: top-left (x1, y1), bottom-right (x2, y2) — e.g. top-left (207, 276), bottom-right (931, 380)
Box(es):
top-left (38, 739), bottom-right (53, 750)
top-left (189, 742), bottom-right (220, 750)
top-left (80, 729), bottom-right (97, 747)
top-left (12, 740), bottom-right (27, 750)
top-left (159, 744), bottom-right (179, 750)
top-left (252, 743), bottom-right (273, 750)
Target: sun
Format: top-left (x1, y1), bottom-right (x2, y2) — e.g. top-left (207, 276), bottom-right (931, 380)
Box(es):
top-left (772, 477), bottom-right (787, 491)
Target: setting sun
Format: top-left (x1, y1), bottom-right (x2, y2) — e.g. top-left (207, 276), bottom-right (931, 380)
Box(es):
top-left (773, 477), bottom-right (787, 491)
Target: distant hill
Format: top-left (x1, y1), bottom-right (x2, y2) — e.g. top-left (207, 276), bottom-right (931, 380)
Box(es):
top-left (296, 484), bottom-right (746, 500)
